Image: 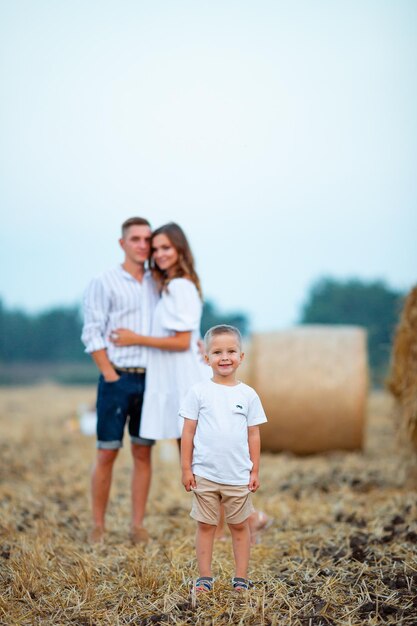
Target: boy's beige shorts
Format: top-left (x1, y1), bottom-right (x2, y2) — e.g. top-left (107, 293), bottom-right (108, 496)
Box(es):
top-left (190, 475), bottom-right (255, 525)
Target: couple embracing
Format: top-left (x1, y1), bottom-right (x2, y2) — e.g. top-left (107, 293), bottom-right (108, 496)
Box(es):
top-left (81, 217), bottom-right (270, 561)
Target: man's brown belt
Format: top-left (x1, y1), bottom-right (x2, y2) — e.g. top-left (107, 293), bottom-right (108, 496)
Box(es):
top-left (112, 364), bottom-right (146, 374)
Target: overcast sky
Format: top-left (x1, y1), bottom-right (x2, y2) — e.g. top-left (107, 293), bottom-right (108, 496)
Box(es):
top-left (1, 0), bottom-right (416, 331)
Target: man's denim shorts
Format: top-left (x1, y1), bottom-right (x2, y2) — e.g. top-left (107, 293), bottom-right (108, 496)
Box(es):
top-left (96, 372), bottom-right (154, 449)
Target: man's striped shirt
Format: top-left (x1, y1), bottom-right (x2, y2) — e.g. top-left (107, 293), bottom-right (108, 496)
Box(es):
top-left (81, 266), bottom-right (159, 368)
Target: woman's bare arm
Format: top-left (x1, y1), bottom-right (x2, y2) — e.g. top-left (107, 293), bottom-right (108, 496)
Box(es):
top-left (109, 328), bottom-right (192, 351)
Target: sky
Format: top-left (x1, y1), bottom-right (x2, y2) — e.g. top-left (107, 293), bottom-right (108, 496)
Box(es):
top-left (1, 0), bottom-right (416, 331)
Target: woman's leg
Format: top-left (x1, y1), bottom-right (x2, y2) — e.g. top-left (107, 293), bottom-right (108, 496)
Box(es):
top-left (130, 443), bottom-right (152, 531)
top-left (248, 510), bottom-right (273, 545)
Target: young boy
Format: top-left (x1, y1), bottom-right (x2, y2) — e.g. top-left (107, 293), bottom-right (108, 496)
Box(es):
top-left (180, 324), bottom-right (267, 592)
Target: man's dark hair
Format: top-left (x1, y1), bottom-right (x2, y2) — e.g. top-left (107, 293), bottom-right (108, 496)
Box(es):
top-left (121, 217), bottom-right (150, 237)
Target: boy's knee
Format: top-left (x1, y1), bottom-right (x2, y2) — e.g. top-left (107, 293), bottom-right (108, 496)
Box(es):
top-left (198, 521), bottom-right (216, 532)
top-left (228, 519), bottom-right (249, 532)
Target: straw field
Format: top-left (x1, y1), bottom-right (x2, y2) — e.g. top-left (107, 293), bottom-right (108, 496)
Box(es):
top-left (0, 385), bottom-right (416, 625)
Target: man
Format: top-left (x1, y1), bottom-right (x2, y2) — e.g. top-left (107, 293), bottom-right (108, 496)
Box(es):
top-left (81, 217), bottom-right (158, 544)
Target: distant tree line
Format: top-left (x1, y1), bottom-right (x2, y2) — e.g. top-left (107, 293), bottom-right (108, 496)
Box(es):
top-left (0, 302), bottom-right (85, 362)
top-left (0, 278), bottom-right (405, 385)
top-left (0, 299), bottom-right (249, 364)
top-left (300, 277), bottom-right (405, 383)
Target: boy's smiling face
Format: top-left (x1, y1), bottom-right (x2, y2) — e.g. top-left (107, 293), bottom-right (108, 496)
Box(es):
top-left (205, 333), bottom-right (244, 382)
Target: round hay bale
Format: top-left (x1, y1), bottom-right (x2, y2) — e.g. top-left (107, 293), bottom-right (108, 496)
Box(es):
top-left (387, 286), bottom-right (417, 450)
top-left (238, 339), bottom-right (253, 382)
top-left (245, 326), bottom-right (368, 454)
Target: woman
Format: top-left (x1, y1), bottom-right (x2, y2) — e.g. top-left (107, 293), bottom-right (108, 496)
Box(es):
top-left (110, 222), bottom-right (271, 542)
top-left (110, 222), bottom-right (208, 440)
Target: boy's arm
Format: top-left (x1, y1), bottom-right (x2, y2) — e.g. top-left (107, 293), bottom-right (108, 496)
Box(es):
top-left (181, 418), bottom-right (198, 491)
top-left (248, 425), bottom-right (261, 492)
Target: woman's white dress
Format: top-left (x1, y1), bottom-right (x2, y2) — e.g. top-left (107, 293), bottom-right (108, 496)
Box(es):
top-left (139, 277), bottom-right (210, 440)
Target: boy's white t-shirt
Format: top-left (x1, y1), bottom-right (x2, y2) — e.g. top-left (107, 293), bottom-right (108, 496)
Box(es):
top-left (179, 379), bottom-right (267, 485)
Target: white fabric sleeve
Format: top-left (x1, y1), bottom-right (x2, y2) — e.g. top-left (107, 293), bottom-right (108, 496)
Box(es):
top-left (81, 277), bottom-right (110, 353)
top-left (247, 392), bottom-right (268, 426)
top-left (178, 386), bottom-right (200, 421)
top-left (160, 279), bottom-right (201, 332)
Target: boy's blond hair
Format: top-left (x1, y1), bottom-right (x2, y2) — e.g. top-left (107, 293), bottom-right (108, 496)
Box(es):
top-left (203, 324), bottom-right (242, 351)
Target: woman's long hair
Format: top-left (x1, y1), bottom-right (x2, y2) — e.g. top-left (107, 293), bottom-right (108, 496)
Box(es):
top-left (150, 222), bottom-right (202, 299)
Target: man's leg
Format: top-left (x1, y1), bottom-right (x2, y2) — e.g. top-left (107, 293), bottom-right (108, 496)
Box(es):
top-left (92, 372), bottom-right (128, 541)
top-left (130, 443), bottom-right (152, 531)
top-left (127, 371), bottom-right (153, 543)
top-left (90, 448), bottom-right (119, 540)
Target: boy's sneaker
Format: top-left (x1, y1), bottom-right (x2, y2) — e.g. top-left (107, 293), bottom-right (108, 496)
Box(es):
top-left (194, 576), bottom-right (214, 593)
top-left (232, 577), bottom-right (254, 592)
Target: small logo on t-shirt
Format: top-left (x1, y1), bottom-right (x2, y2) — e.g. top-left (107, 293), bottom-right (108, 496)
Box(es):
top-left (236, 404), bottom-right (243, 409)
